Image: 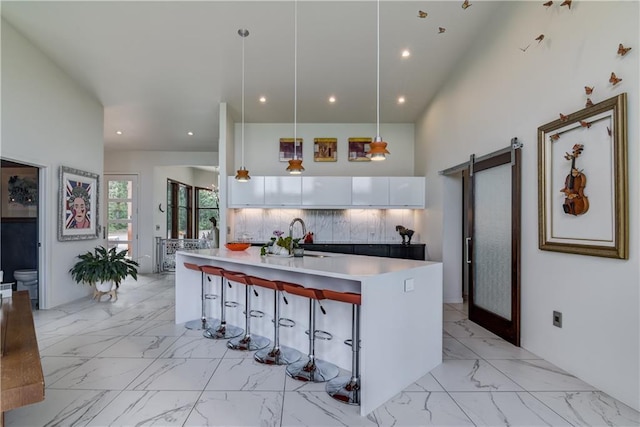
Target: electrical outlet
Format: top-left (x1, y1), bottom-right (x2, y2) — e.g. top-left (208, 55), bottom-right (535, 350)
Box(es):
top-left (404, 278), bottom-right (415, 292)
top-left (553, 311), bottom-right (562, 328)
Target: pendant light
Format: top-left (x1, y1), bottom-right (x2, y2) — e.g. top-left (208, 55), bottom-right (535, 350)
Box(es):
top-left (235, 28), bottom-right (251, 182)
top-left (367, 0), bottom-right (390, 161)
top-left (286, 0), bottom-right (305, 175)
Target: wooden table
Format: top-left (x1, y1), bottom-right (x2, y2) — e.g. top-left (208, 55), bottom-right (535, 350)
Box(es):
top-left (1, 291), bottom-right (45, 426)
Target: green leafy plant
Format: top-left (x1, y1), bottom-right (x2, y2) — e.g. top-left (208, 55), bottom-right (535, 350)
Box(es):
top-left (69, 246), bottom-right (139, 288)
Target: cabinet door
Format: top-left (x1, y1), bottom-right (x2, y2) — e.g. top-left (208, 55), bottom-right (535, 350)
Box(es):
top-left (352, 177), bottom-right (389, 206)
top-left (302, 177), bottom-right (352, 207)
top-left (264, 176), bottom-right (302, 206)
top-left (389, 177), bottom-right (425, 207)
top-left (353, 244), bottom-right (390, 257)
top-left (228, 176), bottom-right (265, 207)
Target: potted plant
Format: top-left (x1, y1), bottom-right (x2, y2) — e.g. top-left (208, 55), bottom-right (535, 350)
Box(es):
top-left (69, 246), bottom-right (139, 301)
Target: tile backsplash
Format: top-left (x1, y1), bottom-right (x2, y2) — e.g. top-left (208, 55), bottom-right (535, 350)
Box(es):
top-left (231, 209), bottom-right (418, 244)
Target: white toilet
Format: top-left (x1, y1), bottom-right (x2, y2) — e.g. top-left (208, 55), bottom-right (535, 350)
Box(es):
top-left (14, 269), bottom-right (38, 303)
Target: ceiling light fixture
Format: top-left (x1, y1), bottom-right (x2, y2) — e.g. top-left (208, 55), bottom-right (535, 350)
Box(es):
top-left (398, 96), bottom-right (405, 104)
top-left (259, 96), bottom-right (267, 103)
top-left (329, 96), bottom-right (336, 103)
top-left (367, 0), bottom-right (390, 161)
top-left (401, 49), bottom-right (411, 58)
top-left (116, 130), bottom-right (123, 135)
top-left (235, 28), bottom-right (251, 182)
top-left (286, 0), bottom-right (304, 175)
top-left (187, 131), bottom-right (194, 136)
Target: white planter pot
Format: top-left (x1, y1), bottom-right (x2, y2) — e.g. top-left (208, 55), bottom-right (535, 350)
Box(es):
top-left (96, 281), bottom-right (115, 292)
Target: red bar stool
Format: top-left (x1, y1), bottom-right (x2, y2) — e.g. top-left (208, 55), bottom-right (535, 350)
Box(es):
top-left (201, 266), bottom-right (243, 340)
top-left (323, 289), bottom-right (362, 405)
top-left (279, 282), bottom-right (339, 383)
top-left (224, 271), bottom-right (270, 352)
top-left (184, 262), bottom-right (218, 330)
top-left (247, 276), bottom-right (302, 365)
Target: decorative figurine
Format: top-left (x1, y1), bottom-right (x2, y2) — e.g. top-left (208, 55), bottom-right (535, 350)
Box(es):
top-left (395, 225), bottom-right (415, 246)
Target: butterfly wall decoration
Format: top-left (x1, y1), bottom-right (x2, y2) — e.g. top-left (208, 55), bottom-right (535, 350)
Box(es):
top-left (609, 72), bottom-right (622, 85)
top-left (585, 98), bottom-right (594, 108)
top-left (461, 0), bottom-right (472, 10)
top-left (543, 1), bottom-right (553, 7)
top-left (607, 126), bottom-right (612, 136)
top-left (535, 34), bottom-right (545, 43)
top-left (560, 0), bottom-right (572, 9)
top-left (559, 113), bottom-right (569, 121)
top-left (438, 27), bottom-right (446, 34)
top-left (580, 120), bottom-right (592, 129)
top-left (550, 133), bottom-right (560, 141)
top-left (584, 86), bottom-right (594, 95)
top-left (520, 44), bottom-right (530, 52)
top-left (418, 10), bottom-right (428, 18)
top-left (617, 43), bottom-right (632, 56)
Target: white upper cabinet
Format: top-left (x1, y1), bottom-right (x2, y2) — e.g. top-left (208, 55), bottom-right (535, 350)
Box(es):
top-left (302, 177), bottom-right (352, 206)
top-left (264, 176), bottom-right (302, 206)
top-left (228, 176), bottom-right (265, 207)
top-left (388, 177), bottom-right (425, 207)
top-left (352, 177), bottom-right (390, 206)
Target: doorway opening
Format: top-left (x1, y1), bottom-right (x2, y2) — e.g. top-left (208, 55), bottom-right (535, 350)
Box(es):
top-left (1, 159), bottom-right (40, 309)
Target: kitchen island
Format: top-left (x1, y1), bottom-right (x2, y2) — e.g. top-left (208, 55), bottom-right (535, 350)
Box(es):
top-left (175, 247), bottom-right (442, 416)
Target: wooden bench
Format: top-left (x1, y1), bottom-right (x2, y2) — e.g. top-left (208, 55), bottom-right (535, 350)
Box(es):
top-left (1, 290), bottom-right (45, 426)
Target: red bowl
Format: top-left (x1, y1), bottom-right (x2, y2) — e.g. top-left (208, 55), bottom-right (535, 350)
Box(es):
top-left (225, 242), bottom-right (251, 251)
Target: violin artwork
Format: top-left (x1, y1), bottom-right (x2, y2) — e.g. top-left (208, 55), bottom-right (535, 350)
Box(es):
top-left (560, 144), bottom-right (589, 216)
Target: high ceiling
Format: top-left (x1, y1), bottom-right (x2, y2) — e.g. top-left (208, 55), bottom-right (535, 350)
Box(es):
top-left (2, 1), bottom-right (501, 152)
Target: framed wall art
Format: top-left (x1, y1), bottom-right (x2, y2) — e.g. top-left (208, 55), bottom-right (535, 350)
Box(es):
top-left (279, 138), bottom-right (303, 162)
top-left (58, 166), bottom-right (100, 241)
top-left (314, 138), bottom-right (337, 162)
top-left (538, 93), bottom-right (627, 259)
top-left (1, 167), bottom-right (38, 219)
top-left (348, 137), bottom-right (372, 162)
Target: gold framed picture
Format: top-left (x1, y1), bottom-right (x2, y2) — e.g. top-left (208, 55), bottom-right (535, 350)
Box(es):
top-left (279, 138), bottom-right (303, 162)
top-left (314, 138), bottom-right (337, 162)
top-left (348, 137), bottom-right (372, 162)
top-left (538, 93), bottom-right (628, 259)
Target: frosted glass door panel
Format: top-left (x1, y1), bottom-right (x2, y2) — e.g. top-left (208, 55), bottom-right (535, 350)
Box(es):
top-left (474, 163), bottom-right (511, 320)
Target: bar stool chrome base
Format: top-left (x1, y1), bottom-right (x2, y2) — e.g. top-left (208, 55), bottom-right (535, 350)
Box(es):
top-left (185, 318), bottom-right (219, 331)
top-left (254, 345), bottom-right (302, 365)
top-left (286, 357), bottom-right (339, 383)
top-left (326, 376), bottom-right (360, 405)
top-left (227, 334), bottom-right (270, 351)
top-left (203, 323), bottom-right (243, 340)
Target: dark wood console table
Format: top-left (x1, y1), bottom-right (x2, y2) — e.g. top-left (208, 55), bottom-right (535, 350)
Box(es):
top-left (1, 290), bottom-right (44, 426)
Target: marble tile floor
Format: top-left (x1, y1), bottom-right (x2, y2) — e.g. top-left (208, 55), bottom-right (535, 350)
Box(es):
top-left (6, 274), bottom-right (639, 427)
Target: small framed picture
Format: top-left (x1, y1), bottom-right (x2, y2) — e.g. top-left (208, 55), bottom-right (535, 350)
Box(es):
top-left (1, 168), bottom-right (38, 219)
top-left (348, 137), bottom-right (372, 162)
top-left (58, 166), bottom-right (100, 241)
top-left (314, 138), bottom-right (337, 162)
top-left (279, 138), bottom-right (303, 162)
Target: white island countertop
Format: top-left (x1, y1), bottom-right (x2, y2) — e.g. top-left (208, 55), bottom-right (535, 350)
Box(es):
top-left (180, 246), bottom-right (437, 280)
top-left (175, 247), bottom-right (443, 416)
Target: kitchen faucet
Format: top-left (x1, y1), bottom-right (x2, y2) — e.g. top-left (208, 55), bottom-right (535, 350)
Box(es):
top-left (289, 218), bottom-right (306, 252)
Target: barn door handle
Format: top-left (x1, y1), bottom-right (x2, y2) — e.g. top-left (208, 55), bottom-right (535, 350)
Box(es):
top-left (465, 237), bottom-right (472, 264)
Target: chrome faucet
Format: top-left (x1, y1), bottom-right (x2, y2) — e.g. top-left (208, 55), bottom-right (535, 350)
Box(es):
top-left (289, 217), bottom-right (306, 252)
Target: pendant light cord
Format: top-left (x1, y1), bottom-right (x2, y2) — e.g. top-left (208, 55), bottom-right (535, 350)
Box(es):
top-left (376, 0), bottom-right (380, 138)
top-left (241, 31), bottom-right (246, 167)
top-left (293, 0), bottom-right (298, 160)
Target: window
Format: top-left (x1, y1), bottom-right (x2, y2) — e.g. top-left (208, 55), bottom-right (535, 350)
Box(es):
top-left (195, 187), bottom-right (219, 239)
top-left (167, 180), bottom-right (192, 239)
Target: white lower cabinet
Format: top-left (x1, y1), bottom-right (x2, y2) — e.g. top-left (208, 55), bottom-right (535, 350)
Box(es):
top-left (302, 177), bottom-right (352, 206)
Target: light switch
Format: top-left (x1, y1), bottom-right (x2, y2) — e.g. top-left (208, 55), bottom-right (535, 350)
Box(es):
top-left (404, 278), bottom-right (415, 292)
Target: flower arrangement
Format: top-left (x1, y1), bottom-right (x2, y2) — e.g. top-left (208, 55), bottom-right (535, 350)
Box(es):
top-left (260, 230), bottom-right (300, 256)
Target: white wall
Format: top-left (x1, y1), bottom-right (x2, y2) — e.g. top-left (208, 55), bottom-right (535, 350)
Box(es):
top-left (234, 123), bottom-right (414, 176)
top-left (414, 2), bottom-right (639, 411)
top-left (1, 20), bottom-right (105, 308)
top-left (104, 151), bottom-right (217, 273)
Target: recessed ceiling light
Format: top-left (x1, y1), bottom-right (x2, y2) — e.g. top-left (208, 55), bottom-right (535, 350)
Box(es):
top-left (398, 96), bottom-right (406, 104)
top-left (401, 49), bottom-right (411, 58)
top-left (187, 131), bottom-right (194, 136)
top-left (115, 130), bottom-right (123, 135)
top-left (329, 96), bottom-right (336, 103)
top-left (259, 96), bottom-right (267, 103)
